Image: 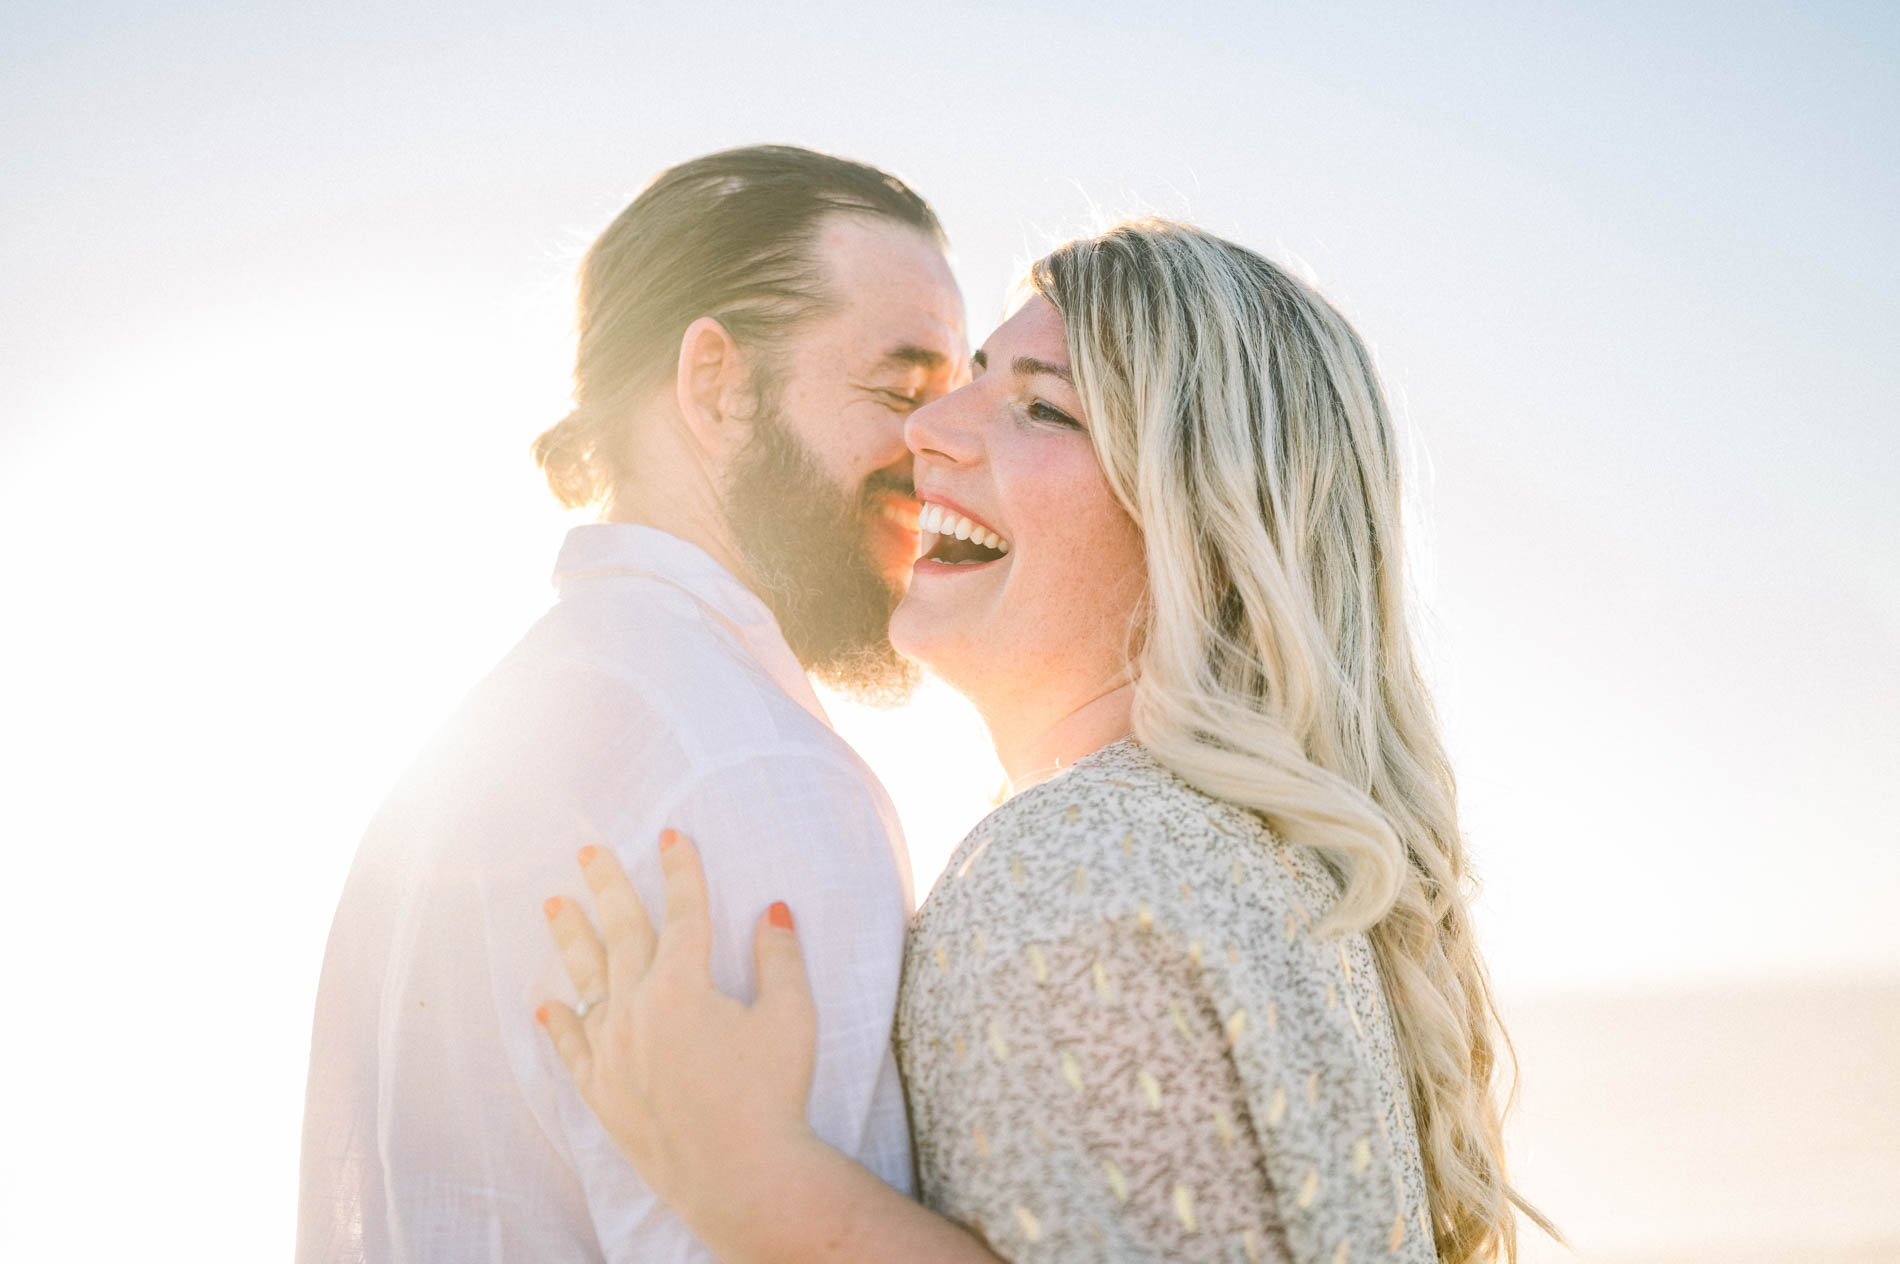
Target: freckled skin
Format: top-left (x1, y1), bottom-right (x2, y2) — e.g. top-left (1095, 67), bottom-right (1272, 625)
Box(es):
top-left (894, 297), bottom-right (1147, 738)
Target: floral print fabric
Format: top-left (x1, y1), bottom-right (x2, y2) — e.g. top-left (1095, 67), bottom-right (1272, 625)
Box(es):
top-left (895, 739), bottom-right (1436, 1263)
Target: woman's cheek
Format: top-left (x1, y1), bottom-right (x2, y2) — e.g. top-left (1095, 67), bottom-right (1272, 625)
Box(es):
top-left (1040, 528), bottom-right (1115, 631)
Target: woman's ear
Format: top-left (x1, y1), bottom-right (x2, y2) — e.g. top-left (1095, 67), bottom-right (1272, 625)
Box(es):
top-left (674, 317), bottom-right (754, 458)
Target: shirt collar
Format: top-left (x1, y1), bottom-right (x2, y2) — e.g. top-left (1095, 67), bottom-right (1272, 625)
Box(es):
top-left (552, 523), bottom-right (831, 727)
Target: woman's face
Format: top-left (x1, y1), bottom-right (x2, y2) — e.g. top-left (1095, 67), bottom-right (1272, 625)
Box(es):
top-left (890, 296), bottom-right (1146, 713)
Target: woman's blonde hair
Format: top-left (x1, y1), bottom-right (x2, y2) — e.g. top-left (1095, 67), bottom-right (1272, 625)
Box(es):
top-left (1030, 219), bottom-right (1558, 1262)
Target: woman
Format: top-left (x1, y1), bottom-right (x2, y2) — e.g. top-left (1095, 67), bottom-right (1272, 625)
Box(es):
top-left (536, 219), bottom-right (1555, 1261)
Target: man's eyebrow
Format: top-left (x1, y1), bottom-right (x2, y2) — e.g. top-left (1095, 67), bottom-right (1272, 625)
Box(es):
top-left (873, 343), bottom-right (949, 373)
top-left (968, 349), bottom-right (1074, 387)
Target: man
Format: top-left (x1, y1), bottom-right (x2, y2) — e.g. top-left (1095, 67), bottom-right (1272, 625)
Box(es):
top-left (298, 146), bottom-right (967, 1262)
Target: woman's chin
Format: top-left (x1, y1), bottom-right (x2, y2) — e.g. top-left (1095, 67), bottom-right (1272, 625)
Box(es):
top-left (886, 601), bottom-right (932, 667)
top-left (888, 599), bottom-right (969, 681)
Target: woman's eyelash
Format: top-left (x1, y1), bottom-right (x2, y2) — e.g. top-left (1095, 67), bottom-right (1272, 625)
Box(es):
top-left (1027, 400), bottom-right (1081, 428)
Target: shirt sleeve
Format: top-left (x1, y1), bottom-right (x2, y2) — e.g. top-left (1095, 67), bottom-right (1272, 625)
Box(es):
top-left (486, 744), bottom-right (914, 1261)
top-left (915, 824), bottom-right (1419, 1264)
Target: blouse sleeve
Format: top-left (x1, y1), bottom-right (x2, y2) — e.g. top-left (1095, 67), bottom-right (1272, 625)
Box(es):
top-left (912, 817), bottom-right (1427, 1264)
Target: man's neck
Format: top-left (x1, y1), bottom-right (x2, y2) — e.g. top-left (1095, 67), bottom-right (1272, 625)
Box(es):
top-left (604, 487), bottom-right (751, 595)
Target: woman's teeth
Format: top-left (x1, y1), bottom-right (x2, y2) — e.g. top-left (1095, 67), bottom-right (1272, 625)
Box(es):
top-left (918, 503), bottom-right (1009, 553)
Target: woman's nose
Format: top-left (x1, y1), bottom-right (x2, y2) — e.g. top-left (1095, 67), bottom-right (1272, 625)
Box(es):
top-left (905, 382), bottom-right (981, 466)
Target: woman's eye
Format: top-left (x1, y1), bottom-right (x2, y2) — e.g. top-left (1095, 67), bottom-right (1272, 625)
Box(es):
top-left (1027, 400), bottom-right (1081, 429)
top-left (879, 390), bottom-right (919, 410)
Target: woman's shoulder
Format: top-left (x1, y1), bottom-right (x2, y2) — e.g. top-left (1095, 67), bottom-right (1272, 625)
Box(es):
top-left (921, 738), bottom-right (1341, 948)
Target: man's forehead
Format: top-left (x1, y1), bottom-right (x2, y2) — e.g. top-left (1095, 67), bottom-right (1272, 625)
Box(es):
top-left (828, 295), bottom-right (965, 377)
top-left (815, 220), bottom-right (964, 344)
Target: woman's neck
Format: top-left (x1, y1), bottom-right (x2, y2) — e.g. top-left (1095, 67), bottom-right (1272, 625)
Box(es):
top-left (988, 680), bottom-right (1137, 795)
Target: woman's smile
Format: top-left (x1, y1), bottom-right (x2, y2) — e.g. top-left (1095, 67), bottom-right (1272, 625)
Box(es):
top-left (912, 498), bottom-right (1012, 577)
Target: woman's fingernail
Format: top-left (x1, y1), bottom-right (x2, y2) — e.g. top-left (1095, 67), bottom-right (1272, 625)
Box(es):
top-left (577, 844), bottom-right (597, 866)
top-left (768, 901), bottom-right (794, 931)
top-left (535, 1004), bottom-right (550, 1026)
top-left (543, 896), bottom-right (561, 919)
top-left (660, 829), bottom-right (679, 852)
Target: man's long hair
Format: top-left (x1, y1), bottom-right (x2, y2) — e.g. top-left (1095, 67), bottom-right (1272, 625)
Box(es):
top-left (533, 145), bottom-right (943, 508)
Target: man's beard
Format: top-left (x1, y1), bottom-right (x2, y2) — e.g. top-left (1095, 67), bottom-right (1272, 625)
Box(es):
top-left (724, 406), bottom-right (920, 706)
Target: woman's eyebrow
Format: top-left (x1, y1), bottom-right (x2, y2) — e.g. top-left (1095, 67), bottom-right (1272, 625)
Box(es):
top-left (968, 349), bottom-right (1073, 386)
top-left (1011, 355), bottom-right (1073, 386)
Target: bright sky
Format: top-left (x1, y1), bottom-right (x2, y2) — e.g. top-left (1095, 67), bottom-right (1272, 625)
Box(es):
top-left (1, 2), bottom-right (1894, 1258)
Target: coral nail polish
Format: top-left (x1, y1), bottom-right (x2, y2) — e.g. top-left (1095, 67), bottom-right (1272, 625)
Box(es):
top-left (768, 901), bottom-right (794, 930)
top-left (659, 829), bottom-right (679, 852)
top-left (577, 844), bottom-right (597, 866)
top-left (543, 896), bottom-right (561, 919)
top-left (535, 1005), bottom-right (549, 1026)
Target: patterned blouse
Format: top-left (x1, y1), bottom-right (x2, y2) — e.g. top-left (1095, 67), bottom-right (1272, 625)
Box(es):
top-left (893, 738), bottom-right (1437, 1263)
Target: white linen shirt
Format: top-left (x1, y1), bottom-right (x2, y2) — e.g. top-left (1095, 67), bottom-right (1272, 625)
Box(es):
top-left (297, 523), bottom-right (916, 1263)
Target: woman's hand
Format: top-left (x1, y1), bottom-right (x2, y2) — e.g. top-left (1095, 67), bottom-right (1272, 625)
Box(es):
top-left (535, 830), bottom-right (821, 1235)
top-left (537, 832), bottom-right (1002, 1263)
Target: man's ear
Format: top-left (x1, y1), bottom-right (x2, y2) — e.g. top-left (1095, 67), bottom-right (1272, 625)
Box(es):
top-left (674, 317), bottom-right (755, 457)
